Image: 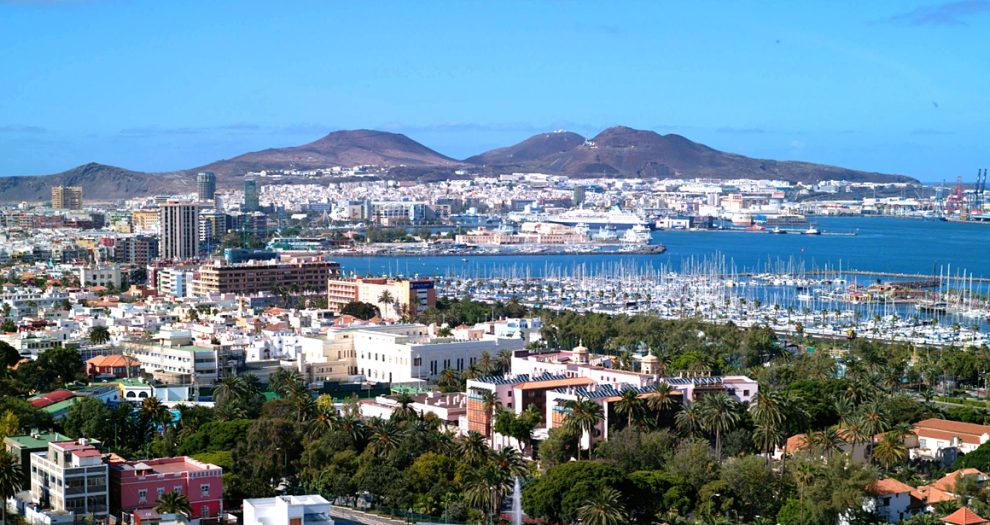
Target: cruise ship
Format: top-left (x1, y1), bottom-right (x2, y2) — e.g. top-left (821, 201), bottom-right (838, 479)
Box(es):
top-left (545, 207), bottom-right (648, 230)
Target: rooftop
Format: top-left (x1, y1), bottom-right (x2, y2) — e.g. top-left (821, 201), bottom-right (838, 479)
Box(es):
top-left (4, 431), bottom-right (72, 449)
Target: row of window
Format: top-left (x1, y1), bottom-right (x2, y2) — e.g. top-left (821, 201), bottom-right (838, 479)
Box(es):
top-left (137, 484), bottom-right (211, 503)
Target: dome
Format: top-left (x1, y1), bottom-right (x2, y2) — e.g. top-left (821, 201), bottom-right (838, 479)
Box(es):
top-left (641, 349), bottom-right (659, 363)
top-left (572, 339), bottom-right (589, 354)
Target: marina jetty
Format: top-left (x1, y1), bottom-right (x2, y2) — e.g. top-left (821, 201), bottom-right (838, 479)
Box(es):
top-left (326, 243), bottom-right (667, 257)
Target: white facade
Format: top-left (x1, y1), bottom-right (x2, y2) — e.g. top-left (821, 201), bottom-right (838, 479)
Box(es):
top-left (243, 495), bottom-right (333, 525)
top-left (29, 440), bottom-right (108, 519)
top-left (78, 264), bottom-right (122, 289)
top-left (350, 325), bottom-right (524, 383)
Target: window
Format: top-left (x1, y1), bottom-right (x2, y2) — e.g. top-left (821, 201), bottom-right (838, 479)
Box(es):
top-left (200, 484), bottom-right (210, 497)
top-left (157, 487), bottom-right (165, 498)
top-left (202, 506), bottom-right (210, 518)
top-left (138, 489), bottom-right (147, 503)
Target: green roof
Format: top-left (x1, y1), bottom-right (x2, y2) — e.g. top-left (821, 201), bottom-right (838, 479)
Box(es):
top-left (41, 397), bottom-right (83, 415)
top-left (176, 345), bottom-right (216, 354)
top-left (111, 378), bottom-right (152, 388)
top-left (4, 431), bottom-right (71, 449)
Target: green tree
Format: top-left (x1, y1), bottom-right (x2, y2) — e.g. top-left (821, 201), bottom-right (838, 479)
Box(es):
top-left (88, 326), bottom-right (111, 345)
top-left (563, 397), bottom-right (604, 460)
top-left (697, 391), bottom-right (741, 460)
top-left (0, 450), bottom-right (20, 525)
top-left (750, 388), bottom-right (786, 459)
top-left (613, 389), bottom-right (646, 430)
top-left (0, 412), bottom-right (20, 440)
top-left (62, 397), bottom-right (112, 440)
top-left (155, 490), bottom-right (192, 516)
top-left (340, 301), bottom-right (381, 320)
top-left (522, 461), bottom-right (629, 524)
top-left (576, 487), bottom-right (628, 525)
top-left (36, 346), bottom-right (85, 388)
top-left (0, 341), bottom-right (19, 367)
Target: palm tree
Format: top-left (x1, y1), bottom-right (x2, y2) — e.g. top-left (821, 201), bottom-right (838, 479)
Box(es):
top-left (577, 487), bottom-right (628, 525)
top-left (392, 392), bottom-right (418, 421)
top-left (479, 390), bottom-right (499, 442)
top-left (646, 383), bottom-right (677, 427)
top-left (88, 325), bottom-right (110, 345)
top-left (858, 401), bottom-right (890, 460)
top-left (674, 403), bottom-right (701, 437)
top-left (563, 397), bottom-right (604, 460)
top-left (806, 427), bottom-right (846, 460)
top-left (141, 397), bottom-right (172, 430)
top-left (750, 389), bottom-right (786, 459)
top-left (697, 391), bottom-right (740, 460)
top-left (376, 290), bottom-right (394, 319)
top-left (464, 463), bottom-right (513, 525)
top-left (458, 431), bottom-right (490, 466)
top-left (155, 490), bottom-right (192, 516)
top-left (873, 433), bottom-right (908, 470)
top-left (366, 418), bottom-right (403, 456)
top-left (0, 450), bottom-right (20, 525)
top-left (613, 389), bottom-right (646, 430)
top-left (269, 367), bottom-right (304, 399)
top-left (490, 446), bottom-right (529, 481)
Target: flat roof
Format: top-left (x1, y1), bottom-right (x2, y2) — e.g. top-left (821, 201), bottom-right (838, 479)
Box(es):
top-left (4, 432), bottom-right (71, 449)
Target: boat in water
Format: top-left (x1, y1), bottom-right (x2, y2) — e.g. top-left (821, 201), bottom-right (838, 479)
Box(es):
top-left (769, 227), bottom-right (787, 234)
top-left (802, 226), bottom-right (821, 235)
top-left (621, 224), bottom-right (651, 244)
top-left (592, 225), bottom-right (619, 241)
top-left (545, 206), bottom-right (647, 230)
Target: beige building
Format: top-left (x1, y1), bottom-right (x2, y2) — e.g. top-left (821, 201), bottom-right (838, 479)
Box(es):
top-left (159, 201), bottom-right (199, 260)
top-left (196, 256), bottom-right (340, 296)
top-left (131, 209), bottom-right (161, 233)
top-left (51, 186), bottom-right (83, 210)
top-left (327, 277), bottom-right (436, 321)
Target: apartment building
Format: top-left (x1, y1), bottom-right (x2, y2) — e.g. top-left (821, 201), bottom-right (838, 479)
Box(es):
top-left (326, 277), bottom-right (436, 321)
top-left (196, 257), bottom-right (339, 296)
top-left (51, 186), bottom-right (83, 210)
top-left (3, 431), bottom-right (72, 490)
top-left (122, 332), bottom-right (218, 386)
top-left (29, 439), bottom-right (109, 519)
top-left (243, 495), bottom-right (333, 525)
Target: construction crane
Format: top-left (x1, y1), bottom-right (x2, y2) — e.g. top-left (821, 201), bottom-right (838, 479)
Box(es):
top-left (974, 168), bottom-right (987, 214)
top-left (946, 176), bottom-right (966, 216)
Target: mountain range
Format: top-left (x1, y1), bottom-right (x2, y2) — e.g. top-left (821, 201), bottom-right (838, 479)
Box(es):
top-left (0, 127), bottom-right (916, 201)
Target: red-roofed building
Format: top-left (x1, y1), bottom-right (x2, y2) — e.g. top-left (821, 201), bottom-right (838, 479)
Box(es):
top-left (943, 507), bottom-right (988, 525)
top-left (87, 355), bottom-right (141, 378)
top-left (865, 478), bottom-right (923, 523)
top-left (913, 418), bottom-right (990, 461)
top-left (29, 389), bottom-right (76, 409)
top-left (109, 457), bottom-right (224, 523)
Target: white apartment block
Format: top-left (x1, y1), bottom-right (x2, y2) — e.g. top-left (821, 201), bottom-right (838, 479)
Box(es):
top-left (29, 439), bottom-right (108, 520)
top-left (243, 495), bottom-right (333, 525)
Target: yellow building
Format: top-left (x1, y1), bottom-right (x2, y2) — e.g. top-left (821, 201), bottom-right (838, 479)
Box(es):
top-left (51, 186), bottom-right (83, 209)
top-left (131, 209), bottom-right (161, 233)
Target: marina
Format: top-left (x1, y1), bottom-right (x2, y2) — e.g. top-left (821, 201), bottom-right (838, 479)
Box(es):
top-left (334, 216), bottom-right (990, 346)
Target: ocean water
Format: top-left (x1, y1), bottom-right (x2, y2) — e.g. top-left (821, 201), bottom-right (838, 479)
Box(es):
top-left (334, 216), bottom-right (990, 279)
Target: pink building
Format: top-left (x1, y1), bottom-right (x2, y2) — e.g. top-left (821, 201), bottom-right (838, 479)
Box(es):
top-left (109, 457), bottom-right (223, 523)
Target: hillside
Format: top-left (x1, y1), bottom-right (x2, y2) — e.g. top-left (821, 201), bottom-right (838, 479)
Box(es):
top-left (466, 126), bottom-right (915, 184)
top-left (0, 126), bottom-right (917, 201)
top-left (0, 163), bottom-right (190, 202)
top-left (192, 129), bottom-right (462, 178)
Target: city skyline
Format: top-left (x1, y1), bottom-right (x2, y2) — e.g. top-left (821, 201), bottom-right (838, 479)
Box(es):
top-left (2, 1), bottom-right (989, 182)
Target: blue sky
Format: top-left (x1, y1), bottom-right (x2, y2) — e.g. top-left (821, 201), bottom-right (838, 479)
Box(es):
top-left (1, 0), bottom-right (989, 182)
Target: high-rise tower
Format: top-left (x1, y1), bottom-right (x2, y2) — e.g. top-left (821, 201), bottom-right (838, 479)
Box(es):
top-left (52, 186), bottom-right (83, 209)
top-left (159, 201), bottom-right (200, 260)
top-left (243, 179), bottom-right (259, 212)
top-left (197, 172), bottom-right (217, 201)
